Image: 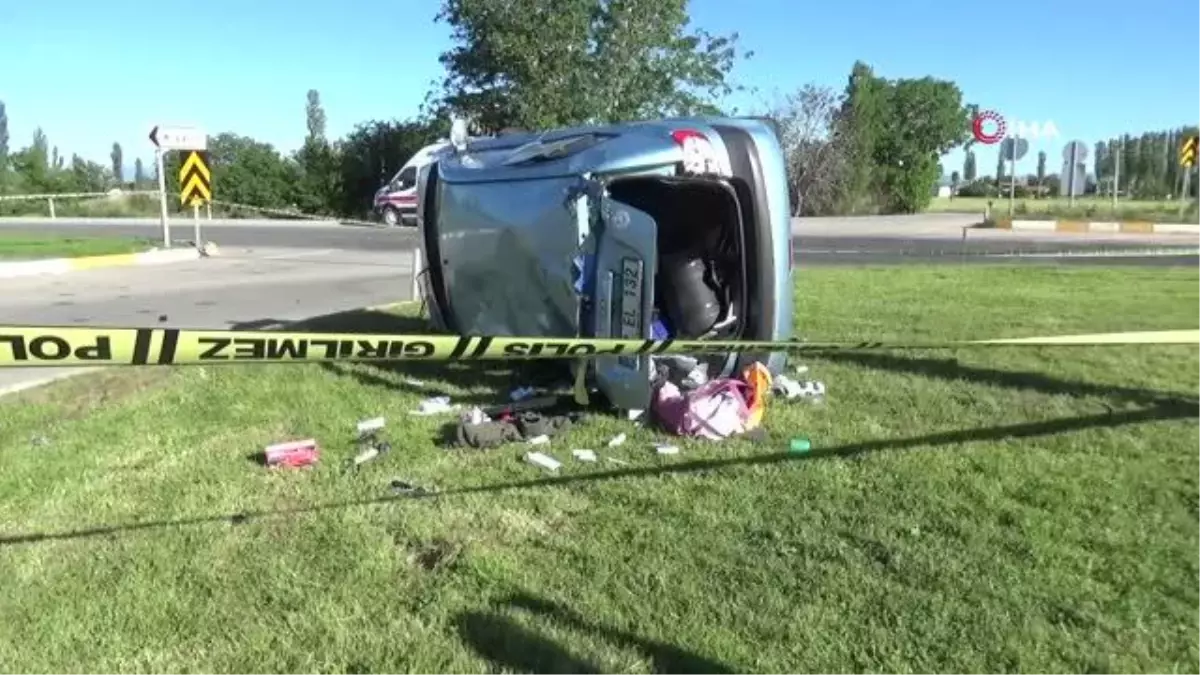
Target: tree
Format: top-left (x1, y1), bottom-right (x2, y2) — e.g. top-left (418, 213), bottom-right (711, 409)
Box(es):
top-left (949, 170), bottom-right (960, 198)
top-left (766, 84), bottom-right (850, 216)
top-left (434, 0), bottom-right (745, 131)
top-left (134, 158), bottom-right (146, 186)
top-left (295, 89), bottom-right (339, 213)
top-left (71, 154), bottom-right (108, 193)
top-left (304, 89), bottom-right (327, 141)
top-left (110, 142), bottom-right (123, 186)
top-left (963, 150), bottom-right (976, 182)
top-left (834, 63), bottom-right (971, 213)
top-left (837, 61), bottom-right (888, 212)
top-left (871, 75), bottom-right (971, 212)
top-left (994, 150), bottom-right (1005, 185)
top-left (1035, 150), bottom-right (1046, 193)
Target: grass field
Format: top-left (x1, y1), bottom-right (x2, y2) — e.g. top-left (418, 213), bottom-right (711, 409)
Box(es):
top-left (929, 196), bottom-right (1199, 223)
top-left (1, 266), bottom-right (1197, 673)
top-left (0, 232), bottom-right (154, 260)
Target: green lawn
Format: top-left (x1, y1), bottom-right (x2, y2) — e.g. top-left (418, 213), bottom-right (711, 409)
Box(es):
top-left (929, 195), bottom-right (1183, 214)
top-left (0, 232), bottom-right (154, 260)
top-left (1, 266), bottom-right (1198, 673)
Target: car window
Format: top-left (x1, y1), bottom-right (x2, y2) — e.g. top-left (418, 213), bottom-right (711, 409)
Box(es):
top-left (395, 167), bottom-right (417, 189)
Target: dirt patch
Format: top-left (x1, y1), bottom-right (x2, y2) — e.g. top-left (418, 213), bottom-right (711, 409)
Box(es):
top-left (403, 537), bottom-right (465, 572)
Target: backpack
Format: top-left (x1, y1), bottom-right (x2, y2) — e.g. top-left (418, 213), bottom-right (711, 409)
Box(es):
top-left (652, 378), bottom-right (753, 440)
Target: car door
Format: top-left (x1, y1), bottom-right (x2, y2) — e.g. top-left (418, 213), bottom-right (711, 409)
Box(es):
top-left (589, 193), bottom-right (658, 411)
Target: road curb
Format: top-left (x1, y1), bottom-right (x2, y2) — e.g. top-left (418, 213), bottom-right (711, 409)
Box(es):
top-left (0, 244), bottom-right (217, 280)
top-left (989, 219), bottom-right (1200, 235)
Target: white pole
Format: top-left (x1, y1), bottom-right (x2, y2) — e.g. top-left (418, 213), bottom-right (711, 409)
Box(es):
top-left (410, 247), bottom-right (423, 301)
top-left (193, 203), bottom-right (201, 250)
top-left (155, 148), bottom-right (170, 248)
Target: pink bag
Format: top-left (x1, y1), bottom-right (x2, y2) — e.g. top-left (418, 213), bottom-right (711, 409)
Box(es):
top-left (652, 378), bottom-right (753, 440)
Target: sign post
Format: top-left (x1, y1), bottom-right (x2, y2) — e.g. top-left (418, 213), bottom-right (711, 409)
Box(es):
top-left (1000, 137), bottom-right (1029, 217)
top-left (178, 150), bottom-right (213, 250)
top-left (154, 147), bottom-right (169, 247)
top-left (1180, 136), bottom-right (1197, 203)
top-left (148, 125), bottom-right (208, 249)
top-left (1060, 141), bottom-right (1089, 206)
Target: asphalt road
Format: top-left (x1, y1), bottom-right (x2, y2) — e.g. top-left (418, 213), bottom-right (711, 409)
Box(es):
top-left (2, 218), bottom-right (1196, 266)
top-left (0, 247), bottom-right (415, 396)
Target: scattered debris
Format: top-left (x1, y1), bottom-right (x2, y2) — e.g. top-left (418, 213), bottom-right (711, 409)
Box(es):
top-left (454, 403), bottom-right (586, 451)
top-left (352, 441), bottom-right (391, 467)
top-left (481, 395), bottom-right (568, 418)
top-left (456, 418), bottom-right (523, 449)
top-left (774, 375), bottom-right (826, 402)
top-left (510, 385), bottom-right (539, 402)
top-left (524, 451), bottom-right (562, 472)
top-left (607, 433), bottom-right (627, 447)
top-left (462, 406), bottom-right (491, 425)
top-left (604, 456), bottom-right (631, 466)
top-left (411, 396), bottom-right (458, 416)
top-left (264, 439), bottom-right (319, 468)
top-left (742, 362), bottom-right (773, 430)
top-left (789, 437), bottom-right (812, 453)
top-left (356, 417), bottom-right (386, 435)
top-left (654, 443), bottom-right (680, 455)
top-left (572, 449), bottom-right (598, 462)
top-left (390, 479), bottom-right (431, 496)
top-left (401, 376), bottom-right (426, 387)
top-left (351, 417), bottom-right (391, 468)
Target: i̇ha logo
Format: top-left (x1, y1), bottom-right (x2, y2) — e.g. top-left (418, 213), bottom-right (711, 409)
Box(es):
top-left (972, 110), bottom-right (1059, 144)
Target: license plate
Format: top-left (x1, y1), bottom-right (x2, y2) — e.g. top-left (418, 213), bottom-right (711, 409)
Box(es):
top-left (619, 257), bottom-right (643, 340)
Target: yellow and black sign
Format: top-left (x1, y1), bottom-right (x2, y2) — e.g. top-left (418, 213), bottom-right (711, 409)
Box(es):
top-left (179, 150), bottom-right (212, 206)
top-left (0, 326), bottom-right (1195, 368)
top-left (1181, 136), bottom-right (1198, 168)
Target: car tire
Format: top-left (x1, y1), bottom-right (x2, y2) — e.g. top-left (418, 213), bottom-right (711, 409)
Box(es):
top-left (381, 206), bottom-right (401, 227)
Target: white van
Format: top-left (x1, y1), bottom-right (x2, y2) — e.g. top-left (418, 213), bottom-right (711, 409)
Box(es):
top-left (372, 140), bottom-right (453, 226)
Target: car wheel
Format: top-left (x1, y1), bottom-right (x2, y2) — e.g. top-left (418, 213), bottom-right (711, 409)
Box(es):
top-left (381, 206), bottom-right (400, 227)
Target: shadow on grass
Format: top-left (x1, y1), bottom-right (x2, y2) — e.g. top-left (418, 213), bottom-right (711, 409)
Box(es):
top-left (815, 351), bottom-right (1198, 407)
top-left (1, 401), bottom-right (1193, 547)
top-left (456, 591), bottom-right (734, 674)
top-left (231, 308), bottom-right (568, 406)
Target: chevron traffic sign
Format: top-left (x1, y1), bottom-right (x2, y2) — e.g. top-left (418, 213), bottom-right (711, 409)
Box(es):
top-left (1181, 136), bottom-right (1197, 168)
top-left (179, 151), bottom-right (212, 206)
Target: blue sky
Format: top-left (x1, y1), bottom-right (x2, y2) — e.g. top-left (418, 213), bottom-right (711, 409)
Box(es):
top-left (2, 0), bottom-right (1197, 178)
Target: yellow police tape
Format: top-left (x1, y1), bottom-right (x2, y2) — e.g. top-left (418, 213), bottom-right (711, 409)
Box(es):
top-left (0, 325), bottom-right (1196, 368)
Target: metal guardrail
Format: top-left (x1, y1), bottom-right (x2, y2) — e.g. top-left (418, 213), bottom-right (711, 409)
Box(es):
top-left (0, 189), bottom-right (163, 219)
top-left (0, 190), bottom-right (379, 227)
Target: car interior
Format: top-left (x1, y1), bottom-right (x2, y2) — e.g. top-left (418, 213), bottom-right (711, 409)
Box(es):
top-left (606, 176), bottom-right (749, 342)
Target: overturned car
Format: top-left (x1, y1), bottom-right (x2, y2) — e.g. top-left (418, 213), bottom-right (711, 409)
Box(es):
top-left (414, 117), bottom-right (795, 411)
